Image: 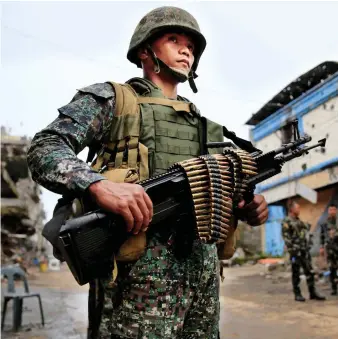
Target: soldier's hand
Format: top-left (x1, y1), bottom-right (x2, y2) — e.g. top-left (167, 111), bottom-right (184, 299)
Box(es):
top-left (237, 194), bottom-right (268, 226)
top-left (88, 180), bottom-right (153, 234)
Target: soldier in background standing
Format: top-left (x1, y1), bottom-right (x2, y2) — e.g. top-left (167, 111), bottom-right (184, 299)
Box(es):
top-left (282, 201), bottom-right (326, 302)
top-left (320, 204), bottom-right (338, 295)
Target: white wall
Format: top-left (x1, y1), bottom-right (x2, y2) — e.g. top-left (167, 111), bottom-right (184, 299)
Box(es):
top-left (255, 96), bottom-right (338, 190)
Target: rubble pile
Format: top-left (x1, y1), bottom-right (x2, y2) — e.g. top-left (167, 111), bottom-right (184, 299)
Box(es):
top-left (1, 127), bottom-right (45, 265)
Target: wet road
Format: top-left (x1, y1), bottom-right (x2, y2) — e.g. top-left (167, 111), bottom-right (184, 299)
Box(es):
top-left (1, 266), bottom-right (88, 339)
top-left (219, 265), bottom-right (338, 339)
top-left (1, 264), bottom-right (337, 338)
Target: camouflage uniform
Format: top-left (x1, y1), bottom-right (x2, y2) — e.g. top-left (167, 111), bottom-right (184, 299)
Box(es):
top-left (27, 6), bottom-right (223, 338)
top-left (27, 83), bottom-right (220, 338)
top-left (320, 216), bottom-right (338, 294)
top-left (282, 216), bottom-right (316, 296)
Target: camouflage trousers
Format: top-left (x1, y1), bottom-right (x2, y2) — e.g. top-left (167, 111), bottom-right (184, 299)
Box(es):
top-left (95, 232), bottom-right (220, 339)
top-left (290, 250), bottom-right (315, 294)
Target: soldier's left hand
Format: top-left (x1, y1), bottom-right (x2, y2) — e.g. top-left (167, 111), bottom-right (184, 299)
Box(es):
top-left (237, 194), bottom-right (268, 226)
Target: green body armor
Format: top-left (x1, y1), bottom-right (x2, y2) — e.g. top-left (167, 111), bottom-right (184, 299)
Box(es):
top-left (92, 77), bottom-right (224, 178)
top-left (88, 77), bottom-right (236, 265)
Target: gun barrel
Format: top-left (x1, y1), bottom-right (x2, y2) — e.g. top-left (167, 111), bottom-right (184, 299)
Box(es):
top-left (272, 135), bottom-right (312, 156)
top-left (277, 138), bottom-right (326, 162)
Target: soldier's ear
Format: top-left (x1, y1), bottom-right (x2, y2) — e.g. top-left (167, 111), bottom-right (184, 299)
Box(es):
top-left (137, 47), bottom-right (149, 62)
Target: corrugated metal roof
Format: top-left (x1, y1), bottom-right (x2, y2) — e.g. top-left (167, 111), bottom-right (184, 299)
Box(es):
top-left (246, 61), bottom-right (338, 126)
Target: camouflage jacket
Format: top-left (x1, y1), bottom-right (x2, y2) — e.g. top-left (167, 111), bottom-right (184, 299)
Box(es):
top-left (27, 83), bottom-right (116, 196)
top-left (320, 216), bottom-right (337, 246)
top-left (282, 216), bottom-right (311, 254)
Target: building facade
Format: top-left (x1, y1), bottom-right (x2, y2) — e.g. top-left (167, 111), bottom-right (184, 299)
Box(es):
top-left (246, 61), bottom-right (338, 255)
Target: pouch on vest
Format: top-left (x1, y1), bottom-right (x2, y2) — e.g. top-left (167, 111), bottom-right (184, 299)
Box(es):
top-left (89, 82), bottom-right (149, 264)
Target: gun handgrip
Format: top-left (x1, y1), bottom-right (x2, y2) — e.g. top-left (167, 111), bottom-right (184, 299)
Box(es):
top-left (243, 190), bottom-right (255, 205)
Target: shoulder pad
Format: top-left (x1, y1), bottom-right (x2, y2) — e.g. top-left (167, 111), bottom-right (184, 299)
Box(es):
top-left (77, 82), bottom-right (114, 99)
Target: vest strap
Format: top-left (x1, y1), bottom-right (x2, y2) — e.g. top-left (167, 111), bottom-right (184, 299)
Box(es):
top-left (137, 97), bottom-right (191, 113)
top-left (127, 136), bottom-right (139, 169)
top-left (115, 140), bottom-right (126, 168)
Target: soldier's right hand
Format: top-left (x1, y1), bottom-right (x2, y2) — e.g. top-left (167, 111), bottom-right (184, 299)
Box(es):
top-left (88, 180), bottom-right (153, 234)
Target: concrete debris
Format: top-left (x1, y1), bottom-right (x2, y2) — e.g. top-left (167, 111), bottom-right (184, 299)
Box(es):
top-left (1, 126), bottom-right (46, 267)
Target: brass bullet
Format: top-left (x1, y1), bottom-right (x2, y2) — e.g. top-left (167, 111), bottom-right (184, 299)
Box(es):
top-left (189, 175), bottom-right (209, 182)
top-left (192, 192), bottom-right (209, 199)
top-left (196, 215), bottom-right (210, 221)
top-left (195, 203), bottom-right (210, 210)
top-left (194, 198), bottom-right (209, 204)
top-left (197, 226), bottom-right (210, 232)
top-left (190, 181), bottom-right (208, 189)
top-left (186, 169), bottom-right (208, 177)
top-left (191, 186), bottom-right (209, 194)
top-left (242, 169), bottom-right (258, 176)
top-left (196, 221), bottom-right (210, 226)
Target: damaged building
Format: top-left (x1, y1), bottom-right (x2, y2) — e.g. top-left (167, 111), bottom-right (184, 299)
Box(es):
top-left (1, 127), bottom-right (45, 265)
top-left (246, 61), bottom-right (338, 256)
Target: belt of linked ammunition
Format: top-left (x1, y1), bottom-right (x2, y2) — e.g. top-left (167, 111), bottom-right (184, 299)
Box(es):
top-left (170, 148), bottom-right (258, 244)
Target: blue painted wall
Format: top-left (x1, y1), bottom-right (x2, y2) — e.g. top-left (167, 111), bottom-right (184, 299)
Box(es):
top-left (265, 205), bottom-right (286, 256)
top-left (251, 73), bottom-right (338, 194)
top-left (256, 157), bottom-right (338, 193)
top-left (251, 73), bottom-right (338, 143)
top-left (250, 72), bottom-right (338, 255)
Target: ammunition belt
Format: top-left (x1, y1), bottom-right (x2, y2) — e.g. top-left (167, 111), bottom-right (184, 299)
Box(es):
top-left (171, 148), bottom-right (258, 244)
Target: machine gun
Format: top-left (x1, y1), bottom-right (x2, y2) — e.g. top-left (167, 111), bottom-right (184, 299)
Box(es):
top-left (58, 120), bottom-right (326, 285)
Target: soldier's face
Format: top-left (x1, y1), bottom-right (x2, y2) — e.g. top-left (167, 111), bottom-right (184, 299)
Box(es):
top-left (328, 206), bottom-right (337, 217)
top-left (291, 203), bottom-right (300, 216)
top-left (151, 32), bottom-right (195, 74)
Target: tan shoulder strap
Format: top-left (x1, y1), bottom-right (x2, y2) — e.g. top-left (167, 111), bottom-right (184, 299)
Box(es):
top-left (137, 97), bottom-right (191, 113)
top-left (109, 81), bottom-right (139, 117)
top-left (95, 82), bottom-right (148, 180)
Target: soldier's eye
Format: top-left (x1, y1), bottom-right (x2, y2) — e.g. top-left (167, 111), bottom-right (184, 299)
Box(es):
top-left (188, 44), bottom-right (194, 52)
top-left (168, 36), bottom-right (177, 43)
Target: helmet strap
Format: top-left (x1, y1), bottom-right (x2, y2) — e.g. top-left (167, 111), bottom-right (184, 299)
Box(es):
top-left (146, 45), bottom-right (198, 93)
top-left (188, 74), bottom-right (198, 93)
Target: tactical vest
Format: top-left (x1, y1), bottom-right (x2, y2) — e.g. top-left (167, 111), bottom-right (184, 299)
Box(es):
top-left (92, 77), bottom-right (224, 181)
top-left (88, 77), bottom-right (236, 264)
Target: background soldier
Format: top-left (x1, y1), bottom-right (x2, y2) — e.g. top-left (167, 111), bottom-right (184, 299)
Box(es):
top-left (282, 201), bottom-right (326, 302)
top-left (27, 6), bottom-right (268, 339)
top-left (320, 204), bottom-right (338, 295)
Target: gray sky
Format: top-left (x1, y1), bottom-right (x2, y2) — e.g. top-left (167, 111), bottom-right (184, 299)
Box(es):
top-left (1, 1), bottom-right (338, 221)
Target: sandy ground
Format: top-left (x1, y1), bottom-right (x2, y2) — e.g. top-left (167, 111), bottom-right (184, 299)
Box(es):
top-left (1, 263), bottom-right (337, 339)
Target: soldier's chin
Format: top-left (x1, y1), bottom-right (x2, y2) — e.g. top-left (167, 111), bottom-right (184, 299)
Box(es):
top-left (168, 67), bottom-right (189, 83)
top-left (170, 67), bottom-right (189, 77)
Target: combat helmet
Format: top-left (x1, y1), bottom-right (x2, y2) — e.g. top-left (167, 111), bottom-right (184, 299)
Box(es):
top-left (127, 6), bottom-right (206, 92)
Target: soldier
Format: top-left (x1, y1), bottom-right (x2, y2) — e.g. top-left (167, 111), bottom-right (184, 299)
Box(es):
top-left (320, 204), bottom-right (338, 295)
top-left (27, 6), bottom-right (268, 339)
top-left (282, 201), bottom-right (326, 302)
